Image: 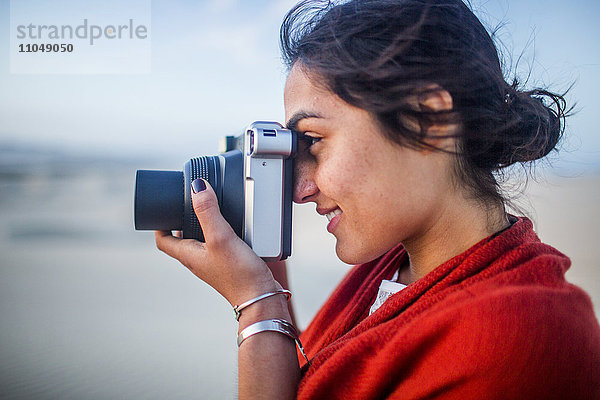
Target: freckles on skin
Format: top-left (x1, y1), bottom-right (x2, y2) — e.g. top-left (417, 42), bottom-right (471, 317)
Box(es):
top-left (312, 108), bottom-right (380, 198)
top-left (323, 114), bottom-right (402, 260)
top-left (285, 64), bottom-right (458, 265)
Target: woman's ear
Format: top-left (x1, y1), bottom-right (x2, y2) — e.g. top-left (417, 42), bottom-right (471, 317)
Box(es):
top-left (417, 85), bottom-right (458, 151)
top-left (418, 86), bottom-right (453, 112)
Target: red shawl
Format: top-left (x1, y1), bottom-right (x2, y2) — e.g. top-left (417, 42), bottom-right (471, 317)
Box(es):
top-left (297, 217), bottom-right (600, 399)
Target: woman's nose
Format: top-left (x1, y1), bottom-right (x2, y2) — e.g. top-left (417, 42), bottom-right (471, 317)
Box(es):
top-left (293, 154), bottom-right (319, 204)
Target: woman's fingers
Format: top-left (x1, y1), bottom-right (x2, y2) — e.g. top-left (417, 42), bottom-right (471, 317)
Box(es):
top-left (190, 179), bottom-right (237, 248)
top-left (155, 230), bottom-right (211, 276)
top-left (155, 231), bottom-right (196, 263)
top-left (155, 178), bottom-right (236, 261)
top-left (154, 179), bottom-right (277, 305)
top-left (155, 230), bottom-right (179, 256)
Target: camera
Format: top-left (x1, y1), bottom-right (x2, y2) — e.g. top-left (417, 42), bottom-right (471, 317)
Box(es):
top-left (134, 121), bottom-right (296, 261)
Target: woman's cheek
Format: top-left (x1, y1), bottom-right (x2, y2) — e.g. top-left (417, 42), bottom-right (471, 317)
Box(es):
top-left (318, 162), bottom-right (348, 199)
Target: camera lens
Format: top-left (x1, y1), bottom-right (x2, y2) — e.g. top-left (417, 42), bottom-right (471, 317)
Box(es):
top-left (134, 151), bottom-right (243, 242)
top-left (134, 170), bottom-right (184, 231)
top-left (134, 156), bottom-right (220, 240)
top-left (182, 156), bottom-right (221, 241)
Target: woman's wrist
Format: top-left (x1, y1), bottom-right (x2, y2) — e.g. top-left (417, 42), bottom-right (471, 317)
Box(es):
top-left (227, 267), bottom-right (280, 305)
top-left (237, 294), bottom-right (292, 332)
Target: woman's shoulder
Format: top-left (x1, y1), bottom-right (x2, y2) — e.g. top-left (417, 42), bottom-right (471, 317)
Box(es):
top-left (428, 276), bottom-right (599, 344)
top-left (378, 280), bottom-right (600, 399)
top-left (299, 231), bottom-right (600, 399)
top-left (411, 250), bottom-right (600, 352)
top-left (300, 274), bottom-right (600, 399)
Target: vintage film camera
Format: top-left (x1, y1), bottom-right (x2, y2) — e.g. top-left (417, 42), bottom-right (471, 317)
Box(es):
top-left (134, 121), bottom-right (296, 261)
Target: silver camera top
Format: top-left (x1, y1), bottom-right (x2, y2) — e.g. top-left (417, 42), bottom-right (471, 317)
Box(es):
top-left (246, 121), bottom-right (294, 157)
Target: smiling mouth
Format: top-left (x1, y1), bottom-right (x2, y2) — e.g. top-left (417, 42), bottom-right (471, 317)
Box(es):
top-left (325, 208), bottom-right (342, 222)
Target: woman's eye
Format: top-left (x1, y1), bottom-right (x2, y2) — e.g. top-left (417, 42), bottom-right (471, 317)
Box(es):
top-left (300, 134), bottom-right (321, 148)
top-left (307, 136), bottom-right (321, 146)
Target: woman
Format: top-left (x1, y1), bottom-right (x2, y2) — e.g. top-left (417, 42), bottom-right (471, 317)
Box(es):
top-left (155, 0), bottom-right (600, 398)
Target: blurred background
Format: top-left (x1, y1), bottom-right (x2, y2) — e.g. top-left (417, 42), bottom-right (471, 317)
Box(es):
top-left (1, 0), bottom-right (598, 399)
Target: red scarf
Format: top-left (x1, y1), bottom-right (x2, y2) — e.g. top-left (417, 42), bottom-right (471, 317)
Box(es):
top-left (297, 217), bottom-right (600, 399)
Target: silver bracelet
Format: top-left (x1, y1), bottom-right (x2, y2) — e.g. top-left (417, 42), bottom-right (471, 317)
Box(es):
top-left (233, 289), bottom-right (291, 321)
top-left (237, 318), bottom-right (309, 364)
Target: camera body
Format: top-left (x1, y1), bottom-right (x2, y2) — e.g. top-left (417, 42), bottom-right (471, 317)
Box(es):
top-left (240, 121), bottom-right (295, 260)
top-left (134, 121), bottom-right (296, 261)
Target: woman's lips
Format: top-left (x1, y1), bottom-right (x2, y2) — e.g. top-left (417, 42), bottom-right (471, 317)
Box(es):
top-left (325, 208), bottom-right (342, 221)
top-left (326, 208), bottom-right (342, 233)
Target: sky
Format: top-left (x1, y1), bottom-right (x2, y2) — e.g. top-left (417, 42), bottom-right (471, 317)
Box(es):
top-left (0, 0), bottom-right (599, 173)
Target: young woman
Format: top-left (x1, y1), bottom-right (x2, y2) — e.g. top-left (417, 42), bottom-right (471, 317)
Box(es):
top-left (155, 0), bottom-right (600, 398)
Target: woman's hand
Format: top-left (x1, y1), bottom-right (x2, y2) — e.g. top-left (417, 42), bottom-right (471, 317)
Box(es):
top-left (155, 179), bottom-right (300, 399)
top-left (154, 179), bottom-right (279, 307)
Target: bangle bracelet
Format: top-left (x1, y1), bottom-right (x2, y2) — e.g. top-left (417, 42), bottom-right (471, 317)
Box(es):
top-left (233, 289), bottom-right (291, 321)
top-left (237, 318), bottom-right (309, 364)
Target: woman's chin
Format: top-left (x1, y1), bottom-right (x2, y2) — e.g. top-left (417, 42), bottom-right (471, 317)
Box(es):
top-left (335, 241), bottom-right (388, 265)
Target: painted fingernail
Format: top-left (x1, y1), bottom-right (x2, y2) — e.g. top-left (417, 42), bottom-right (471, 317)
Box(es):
top-left (191, 179), bottom-right (206, 194)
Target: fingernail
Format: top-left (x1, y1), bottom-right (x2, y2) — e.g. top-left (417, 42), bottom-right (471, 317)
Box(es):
top-left (191, 179), bottom-right (206, 194)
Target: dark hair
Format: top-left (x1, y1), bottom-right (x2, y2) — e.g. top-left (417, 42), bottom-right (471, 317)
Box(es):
top-left (280, 0), bottom-right (569, 206)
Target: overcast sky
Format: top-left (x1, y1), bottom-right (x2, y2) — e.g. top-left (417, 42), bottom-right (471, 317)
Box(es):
top-left (0, 0), bottom-right (598, 173)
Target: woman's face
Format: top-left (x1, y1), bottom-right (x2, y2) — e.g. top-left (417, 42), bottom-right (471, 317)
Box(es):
top-left (284, 65), bottom-right (457, 264)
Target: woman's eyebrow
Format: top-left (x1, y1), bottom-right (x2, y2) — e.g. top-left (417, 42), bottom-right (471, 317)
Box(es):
top-left (286, 111), bottom-right (323, 131)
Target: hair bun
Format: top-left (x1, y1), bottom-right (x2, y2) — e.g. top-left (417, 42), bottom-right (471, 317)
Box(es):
top-left (497, 85), bottom-right (566, 167)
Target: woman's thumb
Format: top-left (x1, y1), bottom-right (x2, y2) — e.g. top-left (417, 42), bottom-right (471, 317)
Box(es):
top-left (191, 179), bottom-right (235, 245)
